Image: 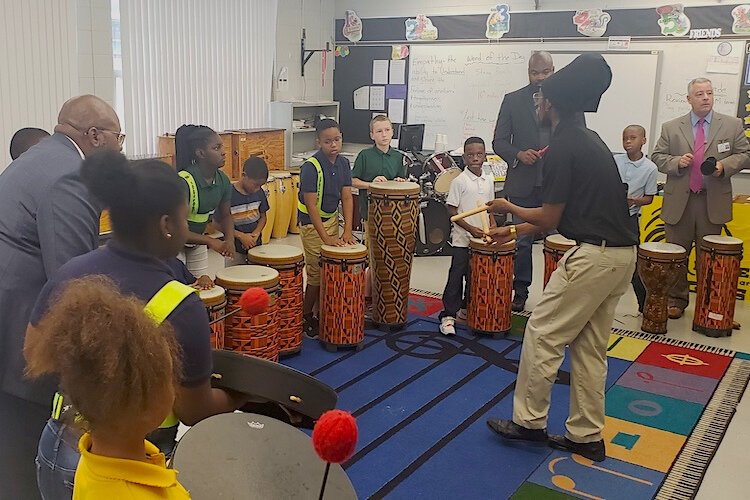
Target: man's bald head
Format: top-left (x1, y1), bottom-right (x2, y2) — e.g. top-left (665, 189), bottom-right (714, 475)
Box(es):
top-left (528, 51), bottom-right (554, 86)
top-left (54, 95), bottom-right (122, 155)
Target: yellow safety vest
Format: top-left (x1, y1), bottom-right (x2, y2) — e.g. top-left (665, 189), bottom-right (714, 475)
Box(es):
top-left (178, 170), bottom-right (210, 224)
top-left (297, 157), bottom-right (338, 219)
top-left (51, 280), bottom-right (197, 429)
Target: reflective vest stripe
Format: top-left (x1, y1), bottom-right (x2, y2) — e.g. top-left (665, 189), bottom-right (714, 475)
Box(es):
top-left (178, 170), bottom-right (210, 223)
top-left (297, 157), bottom-right (338, 219)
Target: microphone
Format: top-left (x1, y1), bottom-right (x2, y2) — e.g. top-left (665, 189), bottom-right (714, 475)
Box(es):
top-left (701, 157), bottom-right (717, 176)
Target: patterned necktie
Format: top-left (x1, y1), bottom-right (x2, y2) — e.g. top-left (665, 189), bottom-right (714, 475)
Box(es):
top-left (690, 118), bottom-right (705, 193)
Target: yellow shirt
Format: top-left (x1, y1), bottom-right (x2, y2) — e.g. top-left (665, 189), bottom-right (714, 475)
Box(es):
top-left (74, 433), bottom-right (190, 499)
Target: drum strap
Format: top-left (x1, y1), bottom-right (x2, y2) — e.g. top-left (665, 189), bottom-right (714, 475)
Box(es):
top-left (51, 281), bottom-right (197, 429)
top-left (297, 157), bottom-right (338, 219)
top-left (178, 170), bottom-right (210, 223)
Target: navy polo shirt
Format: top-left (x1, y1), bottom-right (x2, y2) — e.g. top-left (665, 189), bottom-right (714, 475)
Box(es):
top-left (297, 150), bottom-right (352, 225)
top-left (30, 240), bottom-right (212, 387)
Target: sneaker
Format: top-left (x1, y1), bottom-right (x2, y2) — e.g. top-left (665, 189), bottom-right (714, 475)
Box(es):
top-left (303, 315), bottom-right (319, 339)
top-left (511, 297), bottom-right (526, 312)
top-left (486, 419), bottom-right (548, 442)
top-left (548, 435), bottom-right (606, 462)
top-left (440, 316), bottom-right (456, 336)
top-left (457, 309), bottom-right (467, 321)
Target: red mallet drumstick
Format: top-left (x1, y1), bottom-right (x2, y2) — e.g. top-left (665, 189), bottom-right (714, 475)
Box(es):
top-left (537, 145), bottom-right (550, 157)
top-left (312, 410), bottom-right (358, 500)
top-left (208, 287), bottom-right (270, 325)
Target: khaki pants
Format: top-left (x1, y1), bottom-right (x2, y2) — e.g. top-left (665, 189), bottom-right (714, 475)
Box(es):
top-left (300, 216), bottom-right (339, 286)
top-left (513, 243), bottom-right (636, 443)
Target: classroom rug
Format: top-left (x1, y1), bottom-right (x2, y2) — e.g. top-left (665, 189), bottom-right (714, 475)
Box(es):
top-left (282, 310), bottom-right (750, 499)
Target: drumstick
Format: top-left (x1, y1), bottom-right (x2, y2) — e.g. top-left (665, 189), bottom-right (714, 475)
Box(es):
top-left (477, 202), bottom-right (493, 244)
top-left (208, 307), bottom-right (242, 325)
top-left (450, 205), bottom-right (489, 223)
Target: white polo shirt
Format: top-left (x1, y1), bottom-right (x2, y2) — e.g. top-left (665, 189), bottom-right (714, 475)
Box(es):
top-left (446, 168), bottom-right (496, 248)
top-left (614, 153), bottom-right (658, 216)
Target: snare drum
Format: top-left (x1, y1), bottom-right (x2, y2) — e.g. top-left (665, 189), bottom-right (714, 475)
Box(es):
top-left (248, 244), bottom-right (305, 356)
top-left (199, 286), bottom-right (227, 349)
top-left (215, 265), bottom-right (282, 361)
top-left (261, 175), bottom-right (278, 245)
top-left (637, 242), bottom-right (687, 335)
top-left (468, 238), bottom-right (516, 337)
top-left (543, 235), bottom-right (577, 289)
top-left (693, 235), bottom-right (743, 338)
top-left (271, 171), bottom-right (293, 239)
top-left (423, 152), bottom-right (461, 197)
top-left (320, 244), bottom-right (367, 349)
top-left (289, 167), bottom-right (300, 234)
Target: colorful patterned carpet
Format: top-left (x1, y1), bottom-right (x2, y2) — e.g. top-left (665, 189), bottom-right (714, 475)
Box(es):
top-left (282, 291), bottom-right (750, 499)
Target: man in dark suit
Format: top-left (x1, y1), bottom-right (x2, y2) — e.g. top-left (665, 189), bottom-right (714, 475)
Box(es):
top-left (0, 95), bottom-right (123, 498)
top-left (492, 51), bottom-right (555, 311)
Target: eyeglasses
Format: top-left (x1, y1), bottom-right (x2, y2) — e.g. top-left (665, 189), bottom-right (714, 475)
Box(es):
top-left (63, 122), bottom-right (126, 146)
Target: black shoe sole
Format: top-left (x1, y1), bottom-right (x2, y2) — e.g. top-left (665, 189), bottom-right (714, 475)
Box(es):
top-left (486, 420), bottom-right (548, 443)
top-left (548, 436), bottom-right (605, 462)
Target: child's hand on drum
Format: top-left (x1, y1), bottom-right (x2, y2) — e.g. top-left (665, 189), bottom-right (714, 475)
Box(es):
top-left (394, 177), bottom-right (406, 182)
top-left (193, 275), bottom-right (214, 290)
top-left (218, 240), bottom-right (235, 258)
top-left (341, 231), bottom-right (356, 245)
top-left (372, 176), bottom-right (388, 183)
top-left (324, 235), bottom-right (345, 247)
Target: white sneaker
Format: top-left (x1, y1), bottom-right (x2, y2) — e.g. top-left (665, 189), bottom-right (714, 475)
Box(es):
top-left (440, 316), bottom-right (456, 335)
top-left (457, 309), bottom-right (467, 321)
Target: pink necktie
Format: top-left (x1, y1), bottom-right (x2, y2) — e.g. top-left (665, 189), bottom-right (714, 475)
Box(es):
top-left (690, 118), bottom-right (705, 193)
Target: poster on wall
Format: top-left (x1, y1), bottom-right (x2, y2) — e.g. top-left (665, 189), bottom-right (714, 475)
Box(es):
top-left (342, 10), bottom-right (363, 42)
top-left (391, 45), bottom-right (409, 60)
top-left (405, 14), bottom-right (438, 41)
top-left (573, 9), bottom-right (611, 37)
top-left (335, 45), bottom-right (350, 58)
top-left (731, 5), bottom-right (750, 34)
top-left (486, 4), bottom-right (510, 40)
top-left (657, 4), bottom-right (691, 37)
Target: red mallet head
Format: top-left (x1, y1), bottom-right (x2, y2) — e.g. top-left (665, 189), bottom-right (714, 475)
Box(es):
top-left (312, 410), bottom-right (358, 464)
top-left (238, 287), bottom-right (270, 315)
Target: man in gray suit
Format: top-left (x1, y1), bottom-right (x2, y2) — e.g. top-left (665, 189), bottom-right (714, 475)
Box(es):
top-left (0, 95), bottom-right (122, 498)
top-left (652, 78), bottom-right (750, 320)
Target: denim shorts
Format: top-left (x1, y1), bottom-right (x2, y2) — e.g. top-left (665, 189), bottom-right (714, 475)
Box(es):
top-left (35, 419), bottom-right (80, 500)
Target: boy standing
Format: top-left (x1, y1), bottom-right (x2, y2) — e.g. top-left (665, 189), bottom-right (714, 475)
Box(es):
top-left (230, 156), bottom-right (270, 264)
top-left (614, 125), bottom-right (658, 314)
top-left (439, 137), bottom-right (496, 335)
top-left (298, 119), bottom-right (356, 337)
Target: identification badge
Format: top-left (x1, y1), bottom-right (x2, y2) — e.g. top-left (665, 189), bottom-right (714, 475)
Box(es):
top-left (718, 141), bottom-right (731, 153)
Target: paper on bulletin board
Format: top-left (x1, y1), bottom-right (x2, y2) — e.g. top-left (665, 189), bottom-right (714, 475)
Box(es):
top-left (372, 112), bottom-right (386, 119)
top-left (354, 86), bottom-right (370, 110)
top-left (706, 55), bottom-right (741, 74)
top-left (373, 60), bottom-right (389, 84)
top-left (389, 59), bottom-right (406, 84)
top-left (388, 98), bottom-right (405, 124)
top-left (386, 84), bottom-right (407, 99)
top-left (370, 86), bottom-right (385, 110)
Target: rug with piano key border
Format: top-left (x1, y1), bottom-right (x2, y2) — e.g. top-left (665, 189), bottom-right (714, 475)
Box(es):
top-left (281, 290), bottom-right (750, 499)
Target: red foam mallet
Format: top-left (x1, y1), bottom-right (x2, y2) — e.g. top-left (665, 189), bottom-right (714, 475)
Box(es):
top-left (312, 410), bottom-right (358, 499)
top-left (238, 287), bottom-right (270, 314)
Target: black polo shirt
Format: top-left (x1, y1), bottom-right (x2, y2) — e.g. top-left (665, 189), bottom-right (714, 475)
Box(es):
top-left (30, 240), bottom-right (212, 387)
top-left (297, 150), bottom-right (352, 225)
top-left (542, 117), bottom-right (638, 247)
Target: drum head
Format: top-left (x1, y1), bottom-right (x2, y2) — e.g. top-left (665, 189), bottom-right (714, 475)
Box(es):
top-left (639, 242), bottom-right (686, 254)
top-left (545, 234), bottom-right (576, 250)
top-left (321, 243), bottom-right (368, 259)
top-left (470, 238), bottom-right (516, 253)
top-left (703, 235), bottom-right (743, 246)
top-left (433, 167), bottom-right (462, 196)
top-left (248, 244), bottom-right (304, 264)
top-left (172, 413), bottom-right (355, 499)
top-left (215, 265), bottom-right (279, 288)
top-left (416, 198), bottom-right (451, 256)
top-left (199, 286), bottom-right (226, 305)
top-left (370, 180), bottom-right (421, 196)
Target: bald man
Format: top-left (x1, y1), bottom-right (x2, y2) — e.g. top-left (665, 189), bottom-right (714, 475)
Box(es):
top-left (0, 95), bottom-right (122, 498)
top-left (492, 51), bottom-right (555, 312)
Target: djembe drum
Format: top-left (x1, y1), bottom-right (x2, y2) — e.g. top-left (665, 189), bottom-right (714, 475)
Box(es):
top-left (693, 235), bottom-right (743, 338)
top-left (248, 244), bottom-right (305, 356)
top-left (215, 265), bottom-right (282, 361)
top-left (637, 242), bottom-right (687, 335)
top-left (319, 244), bottom-right (368, 351)
top-left (271, 171), bottom-right (293, 238)
top-left (467, 238), bottom-right (516, 337)
top-left (543, 234), bottom-right (576, 289)
top-left (288, 167), bottom-right (301, 234)
top-left (199, 286), bottom-right (227, 349)
top-left (368, 181), bottom-right (420, 329)
top-left (261, 175), bottom-right (278, 244)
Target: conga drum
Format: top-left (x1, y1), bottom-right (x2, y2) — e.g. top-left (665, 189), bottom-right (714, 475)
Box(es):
top-left (543, 234), bottom-right (576, 289)
top-left (468, 238), bottom-right (516, 337)
top-left (172, 413), bottom-right (356, 500)
top-left (199, 286), bottom-right (227, 349)
top-left (693, 235), bottom-right (743, 338)
top-left (271, 171), bottom-right (293, 239)
top-left (319, 244), bottom-right (367, 351)
top-left (261, 175), bottom-right (278, 244)
top-left (248, 244), bottom-right (305, 356)
top-left (215, 265), bottom-right (282, 361)
top-left (289, 167), bottom-right (300, 234)
top-left (637, 242), bottom-right (687, 335)
top-left (368, 181), bottom-right (420, 329)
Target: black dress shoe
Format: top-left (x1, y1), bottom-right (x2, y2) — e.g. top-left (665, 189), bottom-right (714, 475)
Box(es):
top-left (486, 419), bottom-right (547, 442)
top-left (548, 434), bottom-right (606, 462)
top-left (303, 315), bottom-right (319, 339)
top-left (511, 298), bottom-right (526, 313)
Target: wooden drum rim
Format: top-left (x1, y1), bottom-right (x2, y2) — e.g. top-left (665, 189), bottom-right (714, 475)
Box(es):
top-left (700, 235), bottom-right (743, 254)
top-left (469, 238), bottom-right (516, 254)
top-left (215, 265), bottom-right (280, 289)
top-left (248, 245), bottom-right (304, 267)
top-left (369, 181), bottom-right (420, 197)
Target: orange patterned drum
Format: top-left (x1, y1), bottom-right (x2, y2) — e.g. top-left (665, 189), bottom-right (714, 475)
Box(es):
top-left (368, 181), bottom-right (420, 328)
top-left (468, 238), bottom-right (516, 337)
top-left (693, 235), bottom-right (743, 338)
top-left (248, 244), bottom-right (305, 356)
top-left (199, 286), bottom-right (227, 349)
top-left (215, 265), bottom-right (282, 361)
top-left (543, 234), bottom-right (576, 289)
top-left (637, 242), bottom-right (687, 335)
top-left (320, 244), bottom-right (367, 350)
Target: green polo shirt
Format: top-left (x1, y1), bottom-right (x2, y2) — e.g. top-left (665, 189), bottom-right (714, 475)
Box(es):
top-left (352, 146), bottom-right (405, 220)
top-left (181, 164), bottom-right (232, 234)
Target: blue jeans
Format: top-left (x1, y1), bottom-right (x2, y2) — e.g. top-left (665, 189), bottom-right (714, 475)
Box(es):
top-left (509, 190), bottom-right (543, 301)
top-left (36, 419), bottom-right (79, 500)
